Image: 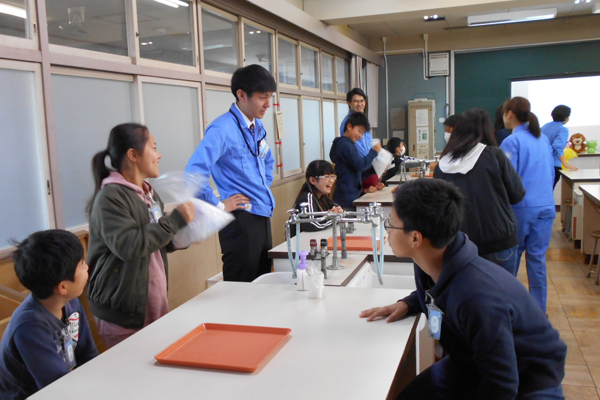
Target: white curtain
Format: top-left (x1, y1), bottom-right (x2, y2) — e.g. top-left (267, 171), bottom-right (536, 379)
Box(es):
top-left (366, 62), bottom-right (379, 128)
top-left (351, 55), bottom-right (379, 128)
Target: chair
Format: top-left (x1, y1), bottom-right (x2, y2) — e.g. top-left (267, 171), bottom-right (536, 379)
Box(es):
top-left (587, 230), bottom-right (600, 285)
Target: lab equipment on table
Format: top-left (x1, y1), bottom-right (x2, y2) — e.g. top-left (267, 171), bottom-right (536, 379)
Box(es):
top-left (297, 251), bottom-right (308, 291)
top-left (284, 202), bottom-right (386, 284)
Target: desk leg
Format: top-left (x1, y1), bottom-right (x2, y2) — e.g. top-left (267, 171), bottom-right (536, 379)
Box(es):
top-left (561, 178), bottom-right (573, 227)
top-left (583, 195), bottom-right (600, 260)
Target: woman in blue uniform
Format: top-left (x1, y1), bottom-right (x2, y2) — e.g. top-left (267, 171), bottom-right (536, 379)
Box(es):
top-left (500, 96), bottom-right (555, 313)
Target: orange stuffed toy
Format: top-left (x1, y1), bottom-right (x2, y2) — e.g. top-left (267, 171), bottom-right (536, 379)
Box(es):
top-left (569, 133), bottom-right (587, 154)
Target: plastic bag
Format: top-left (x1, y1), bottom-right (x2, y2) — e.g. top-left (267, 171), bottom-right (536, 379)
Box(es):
top-left (372, 148), bottom-right (393, 178)
top-left (153, 171), bottom-right (234, 248)
top-left (306, 262), bottom-right (324, 299)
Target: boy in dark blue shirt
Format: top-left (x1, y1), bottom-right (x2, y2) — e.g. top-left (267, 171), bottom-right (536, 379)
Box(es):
top-left (329, 112), bottom-right (381, 208)
top-left (361, 179), bottom-right (566, 399)
top-left (0, 230), bottom-right (98, 399)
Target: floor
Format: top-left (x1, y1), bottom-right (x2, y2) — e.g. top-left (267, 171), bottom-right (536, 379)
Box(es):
top-left (524, 213), bottom-right (600, 399)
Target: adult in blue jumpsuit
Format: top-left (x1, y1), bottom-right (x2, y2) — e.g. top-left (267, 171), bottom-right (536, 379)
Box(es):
top-left (186, 65), bottom-right (276, 282)
top-left (339, 88), bottom-right (373, 159)
top-left (500, 96), bottom-right (555, 313)
top-left (541, 104), bottom-right (578, 189)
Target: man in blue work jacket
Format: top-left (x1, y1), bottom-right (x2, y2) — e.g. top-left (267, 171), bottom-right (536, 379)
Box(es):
top-left (339, 88), bottom-right (373, 158)
top-left (186, 65), bottom-right (277, 282)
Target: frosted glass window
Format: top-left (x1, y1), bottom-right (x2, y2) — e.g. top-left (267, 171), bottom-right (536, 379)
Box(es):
top-left (323, 101), bottom-right (336, 161)
top-left (302, 99), bottom-right (321, 163)
top-left (46, 0), bottom-right (128, 56)
top-left (0, 0), bottom-right (28, 38)
top-left (142, 83), bottom-right (200, 202)
top-left (321, 53), bottom-right (334, 92)
top-left (337, 102), bottom-right (349, 132)
top-left (202, 9), bottom-right (238, 74)
top-left (0, 68), bottom-right (48, 249)
top-left (52, 74), bottom-right (134, 228)
top-left (336, 58), bottom-right (349, 93)
top-left (279, 97), bottom-right (301, 175)
top-left (301, 46), bottom-right (318, 89)
top-left (137, 0), bottom-right (195, 66)
top-left (244, 23), bottom-right (272, 73)
top-left (262, 95), bottom-right (278, 177)
top-left (205, 89), bottom-right (234, 125)
top-left (278, 38), bottom-right (297, 86)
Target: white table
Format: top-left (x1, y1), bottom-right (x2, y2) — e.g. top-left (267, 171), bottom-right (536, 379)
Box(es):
top-left (580, 184), bottom-right (600, 260)
top-left (559, 170), bottom-right (600, 231)
top-left (31, 282), bottom-right (418, 400)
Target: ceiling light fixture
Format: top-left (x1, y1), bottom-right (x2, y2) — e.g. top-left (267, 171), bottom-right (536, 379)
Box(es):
top-left (154, 0), bottom-right (189, 8)
top-left (575, 0), bottom-right (581, 3)
top-left (424, 14), bottom-right (445, 21)
top-left (468, 8), bottom-right (557, 27)
top-left (0, 3), bottom-right (27, 18)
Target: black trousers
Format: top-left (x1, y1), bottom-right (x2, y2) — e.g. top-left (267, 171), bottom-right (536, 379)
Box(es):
top-left (218, 210), bottom-right (272, 282)
top-left (553, 166), bottom-right (561, 190)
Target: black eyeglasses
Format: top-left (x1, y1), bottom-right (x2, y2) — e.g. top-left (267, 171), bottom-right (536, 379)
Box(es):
top-left (384, 218), bottom-right (412, 231)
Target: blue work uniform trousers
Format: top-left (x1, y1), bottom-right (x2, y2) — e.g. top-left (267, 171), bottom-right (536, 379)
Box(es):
top-left (396, 355), bottom-right (564, 399)
top-left (513, 206), bottom-right (556, 313)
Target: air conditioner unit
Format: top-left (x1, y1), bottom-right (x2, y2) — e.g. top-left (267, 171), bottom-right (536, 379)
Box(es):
top-left (428, 53), bottom-right (449, 76)
top-left (467, 8), bottom-right (557, 27)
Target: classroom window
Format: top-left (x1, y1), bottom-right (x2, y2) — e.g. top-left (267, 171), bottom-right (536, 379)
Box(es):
top-left (279, 96), bottom-right (302, 176)
top-left (243, 22), bottom-right (273, 73)
top-left (278, 37), bottom-right (297, 86)
top-left (337, 101), bottom-right (349, 133)
top-left (262, 94), bottom-right (279, 178)
top-left (336, 58), bottom-right (350, 94)
top-left (51, 73), bottom-right (135, 229)
top-left (0, 0), bottom-right (29, 38)
top-left (45, 0), bottom-right (128, 56)
top-left (302, 98), bottom-right (322, 163)
top-left (201, 8), bottom-right (238, 74)
top-left (0, 67), bottom-right (49, 250)
top-left (322, 100), bottom-right (336, 161)
top-left (321, 53), bottom-right (334, 92)
top-left (300, 45), bottom-right (319, 89)
top-left (142, 81), bottom-right (201, 202)
top-left (137, 0), bottom-right (195, 66)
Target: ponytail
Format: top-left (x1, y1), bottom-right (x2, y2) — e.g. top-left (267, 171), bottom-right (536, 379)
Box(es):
top-left (85, 150), bottom-right (111, 217)
top-left (86, 123), bottom-right (149, 218)
top-left (528, 112), bottom-right (541, 138)
top-left (503, 97), bottom-right (541, 138)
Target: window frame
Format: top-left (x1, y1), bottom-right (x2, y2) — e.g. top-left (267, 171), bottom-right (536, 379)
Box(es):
top-left (299, 41), bottom-right (320, 92)
top-left (0, 0), bottom-right (37, 50)
top-left (278, 93), bottom-right (303, 178)
top-left (335, 56), bottom-right (350, 95)
top-left (240, 18), bottom-right (274, 74)
top-left (200, 4), bottom-right (240, 79)
top-left (276, 34), bottom-right (299, 90)
top-left (320, 51), bottom-right (335, 94)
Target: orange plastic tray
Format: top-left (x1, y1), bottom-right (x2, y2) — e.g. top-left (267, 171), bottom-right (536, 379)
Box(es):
top-left (327, 236), bottom-right (380, 251)
top-left (411, 173), bottom-right (433, 178)
top-left (155, 323), bottom-right (291, 373)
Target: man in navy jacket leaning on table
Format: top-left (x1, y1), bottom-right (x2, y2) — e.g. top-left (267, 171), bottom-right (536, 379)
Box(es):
top-left (361, 178), bottom-right (566, 400)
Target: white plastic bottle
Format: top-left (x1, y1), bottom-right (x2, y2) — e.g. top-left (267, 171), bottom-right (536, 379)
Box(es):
top-left (297, 250), bottom-right (308, 291)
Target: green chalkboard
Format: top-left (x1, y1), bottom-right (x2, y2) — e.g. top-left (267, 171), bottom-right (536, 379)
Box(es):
top-left (455, 40), bottom-right (600, 120)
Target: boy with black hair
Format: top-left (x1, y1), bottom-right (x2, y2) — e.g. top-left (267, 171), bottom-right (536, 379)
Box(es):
top-left (542, 104), bottom-right (577, 189)
top-left (0, 230), bottom-right (98, 399)
top-left (330, 112), bottom-right (381, 208)
top-left (361, 178), bottom-right (566, 400)
top-left (186, 64), bottom-right (277, 282)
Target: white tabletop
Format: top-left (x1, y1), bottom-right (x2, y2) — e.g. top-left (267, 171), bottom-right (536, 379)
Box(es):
top-left (580, 184), bottom-right (600, 204)
top-left (31, 282), bottom-right (416, 400)
top-left (560, 169), bottom-right (600, 182)
top-left (353, 186), bottom-right (395, 206)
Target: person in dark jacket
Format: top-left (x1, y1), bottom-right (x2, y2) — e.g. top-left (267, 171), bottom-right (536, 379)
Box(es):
top-left (330, 112), bottom-right (380, 208)
top-left (495, 105), bottom-right (513, 146)
top-left (434, 108), bottom-right (525, 275)
top-left (292, 160), bottom-right (342, 234)
top-left (381, 138), bottom-right (417, 184)
top-left (360, 178), bottom-right (566, 400)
